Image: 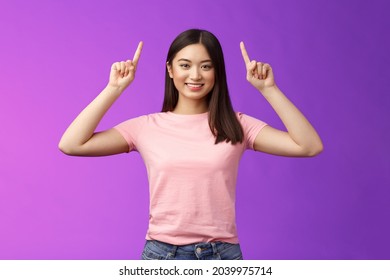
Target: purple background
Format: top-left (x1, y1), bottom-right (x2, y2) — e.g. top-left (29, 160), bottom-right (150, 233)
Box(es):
top-left (0, 0), bottom-right (389, 260)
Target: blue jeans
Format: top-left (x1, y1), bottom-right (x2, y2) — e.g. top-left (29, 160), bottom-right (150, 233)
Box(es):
top-left (141, 239), bottom-right (243, 260)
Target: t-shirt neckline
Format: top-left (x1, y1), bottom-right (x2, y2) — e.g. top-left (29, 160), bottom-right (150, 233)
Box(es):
top-left (166, 111), bottom-right (209, 120)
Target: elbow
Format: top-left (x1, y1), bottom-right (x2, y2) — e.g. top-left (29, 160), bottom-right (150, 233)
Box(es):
top-left (58, 140), bottom-right (78, 156)
top-left (58, 141), bottom-right (71, 155)
top-left (306, 141), bottom-right (324, 157)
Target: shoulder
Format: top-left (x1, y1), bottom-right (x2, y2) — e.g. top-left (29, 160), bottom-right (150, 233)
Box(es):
top-left (235, 112), bottom-right (268, 149)
top-left (119, 112), bottom-right (166, 123)
top-left (113, 112), bottom-right (167, 147)
top-left (235, 112), bottom-right (266, 127)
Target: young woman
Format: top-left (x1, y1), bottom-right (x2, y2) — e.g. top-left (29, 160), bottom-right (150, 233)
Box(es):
top-left (59, 29), bottom-right (323, 260)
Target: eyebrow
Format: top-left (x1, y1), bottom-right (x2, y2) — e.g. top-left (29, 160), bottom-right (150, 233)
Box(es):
top-left (177, 58), bottom-right (212, 63)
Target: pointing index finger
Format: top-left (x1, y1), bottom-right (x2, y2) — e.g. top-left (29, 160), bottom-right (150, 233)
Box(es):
top-left (240, 41), bottom-right (251, 65)
top-left (132, 41), bottom-right (143, 65)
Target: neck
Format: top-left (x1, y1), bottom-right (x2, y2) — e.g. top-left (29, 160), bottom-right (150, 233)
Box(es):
top-left (172, 98), bottom-right (208, 115)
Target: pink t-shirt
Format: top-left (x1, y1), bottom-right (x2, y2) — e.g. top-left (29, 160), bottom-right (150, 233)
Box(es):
top-left (114, 111), bottom-right (267, 245)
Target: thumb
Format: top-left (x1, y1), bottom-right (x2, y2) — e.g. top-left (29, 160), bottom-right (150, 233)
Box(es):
top-left (248, 60), bottom-right (257, 72)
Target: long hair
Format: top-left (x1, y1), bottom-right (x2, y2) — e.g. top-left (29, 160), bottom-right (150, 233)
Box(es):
top-left (162, 29), bottom-right (243, 144)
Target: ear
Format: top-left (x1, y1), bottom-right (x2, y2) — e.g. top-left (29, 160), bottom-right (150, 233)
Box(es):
top-left (166, 62), bottom-right (173, 78)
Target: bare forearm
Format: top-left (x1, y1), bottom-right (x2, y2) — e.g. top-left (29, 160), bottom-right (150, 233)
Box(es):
top-left (59, 42), bottom-right (142, 156)
top-left (261, 86), bottom-right (323, 154)
top-left (59, 85), bottom-right (123, 150)
top-left (240, 42), bottom-right (322, 156)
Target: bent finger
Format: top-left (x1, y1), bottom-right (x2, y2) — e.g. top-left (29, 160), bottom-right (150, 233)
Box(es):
top-left (257, 62), bottom-right (263, 79)
top-left (120, 61), bottom-right (127, 75)
top-left (263, 63), bottom-right (272, 79)
top-left (262, 63), bottom-right (269, 79)
top-left (248, 60), bottom-right (257, 78)
top-left (124, 61), bottom-right (130, 76)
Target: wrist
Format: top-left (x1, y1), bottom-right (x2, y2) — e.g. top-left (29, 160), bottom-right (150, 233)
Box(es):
top-left (259, 84), bottom-right (279, 97)
top-left (105, 84), bottom-right (126, 96)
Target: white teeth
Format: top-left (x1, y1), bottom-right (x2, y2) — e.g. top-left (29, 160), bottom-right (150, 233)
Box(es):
top-left (186, 83), bottom-right (203, 88)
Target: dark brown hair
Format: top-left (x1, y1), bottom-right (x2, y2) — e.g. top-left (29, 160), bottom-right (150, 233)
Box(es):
top-left (162, 29), bottom-right (243, 144)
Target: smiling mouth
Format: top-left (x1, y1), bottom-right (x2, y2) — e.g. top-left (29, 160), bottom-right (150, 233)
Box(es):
top-left (185, 83), bottom-right (204, 89)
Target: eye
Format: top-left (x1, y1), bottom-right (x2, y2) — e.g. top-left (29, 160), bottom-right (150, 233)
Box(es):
top-left (201, 64), bottom-right (213, 70)
top-left (179, 64), bottom-right (190, 69)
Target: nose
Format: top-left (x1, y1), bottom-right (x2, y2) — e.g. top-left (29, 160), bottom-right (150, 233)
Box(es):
top-left (189, 67), bottom-right (201, 80)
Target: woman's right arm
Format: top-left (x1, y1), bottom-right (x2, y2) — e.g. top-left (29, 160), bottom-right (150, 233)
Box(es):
top-left (58, 42), bottom-right (143, 156)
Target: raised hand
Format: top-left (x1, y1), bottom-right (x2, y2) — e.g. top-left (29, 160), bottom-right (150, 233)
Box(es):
top-left (108, 41), bottom-right (143, 90)
top-left (240, 42), bottom-right (275, 92)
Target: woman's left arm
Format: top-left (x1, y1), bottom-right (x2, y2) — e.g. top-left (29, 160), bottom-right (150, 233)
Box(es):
top-left (240, 42), bottom-right (323, 157)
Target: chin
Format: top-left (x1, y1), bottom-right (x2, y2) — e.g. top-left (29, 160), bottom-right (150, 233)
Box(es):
top-left (181, 90), bottom-right (210, 100)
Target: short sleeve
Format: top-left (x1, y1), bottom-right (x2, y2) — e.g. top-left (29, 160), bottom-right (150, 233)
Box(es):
top-left (237, 112), bottom-right (267, 150)
top-left (113, 115), bottom-right (147, 152)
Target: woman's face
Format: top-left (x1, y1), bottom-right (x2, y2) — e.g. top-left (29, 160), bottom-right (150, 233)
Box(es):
top-left (167, 43), bottom-right (215, 102)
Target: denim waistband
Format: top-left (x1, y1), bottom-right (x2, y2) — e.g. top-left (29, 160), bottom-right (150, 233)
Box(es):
top-left (148, 239), bottom-right (231, 259)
